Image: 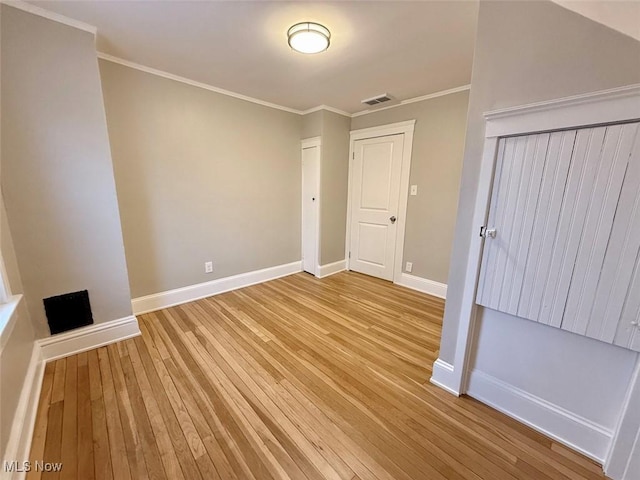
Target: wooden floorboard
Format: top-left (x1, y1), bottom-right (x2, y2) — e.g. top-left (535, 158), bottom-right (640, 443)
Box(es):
top-left (29, 271), bottom-right (609, 479)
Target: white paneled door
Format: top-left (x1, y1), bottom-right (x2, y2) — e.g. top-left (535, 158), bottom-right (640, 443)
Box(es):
top-left (302, 144), bottom-right (320, 275)
top-left (349, 134), bottom-right (404, 281)
top-left (477, 121), bottom-right (640, 352)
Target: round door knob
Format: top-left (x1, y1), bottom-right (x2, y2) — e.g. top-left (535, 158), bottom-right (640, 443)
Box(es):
top-left (390, 216), bottom-right (397, 224)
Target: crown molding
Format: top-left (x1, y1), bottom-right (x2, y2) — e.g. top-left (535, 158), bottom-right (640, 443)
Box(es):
top-left (483, 83), bottom-right (640, 138)
top-left (301, 104), bottom-right (352, 118)
top-left (484, 83), bottom-right (640, 120)
top-left (99, 54), bottom-right (471, 119)
top-left (97, 52), bottom-right (304, 115)
top-left (97, 55), bottom-right (471, 120)
top-left (351, 84), bottom-right (471, 117)
top-left (99, 54), bottom-right (360, 118)
top-left (2, 0), bottom-right (97, 34)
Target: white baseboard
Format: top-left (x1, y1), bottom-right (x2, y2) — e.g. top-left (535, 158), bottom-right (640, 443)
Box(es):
top-left (3, 345), bottom-right (45, 480)
top-left (317, 260), bottom-right (346, 279)
top-left (3, 315), bottom-right (140, 478)
top-left (395, 273), bottom-right (447, 299)
top-left (467, 369), bottom-right (612, 463)
top-left (131, 261), bottom-right (302, 315)
top-left (37, 315), bottom-right (140, 362)
top-left (430, 358), bottom-right (460, 396)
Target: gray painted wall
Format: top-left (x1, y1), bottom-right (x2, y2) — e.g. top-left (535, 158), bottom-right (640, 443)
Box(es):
top-left (99, 60), bottom-right (302, 298)
top-left (319, 111), bottom-right (350, 265)
top-left (1, 6), bottom-right (132, 338)
top-left (0, 5), bottom-right (37, 455)
top-left (301, 110), bottom-right (323, 139)
top-left (439, 0), bottom-right (640, 364)
top-left (351, 91), bottom-right (469, 284)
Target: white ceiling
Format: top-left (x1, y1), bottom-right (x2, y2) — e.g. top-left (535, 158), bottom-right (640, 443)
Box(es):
top-left (552, 0), bottom-right (640, 42)
top-left (26, 0), bottom-right (479, 114)
top-left (23, 1), bottom-right (638, 115)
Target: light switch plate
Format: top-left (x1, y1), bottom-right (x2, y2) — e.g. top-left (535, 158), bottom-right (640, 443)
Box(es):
top-left (410, 185), bottom-right (418, 196)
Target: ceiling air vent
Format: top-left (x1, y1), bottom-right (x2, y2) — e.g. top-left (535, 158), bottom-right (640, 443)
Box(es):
top-left (361, 93), bottom-right (394, 106)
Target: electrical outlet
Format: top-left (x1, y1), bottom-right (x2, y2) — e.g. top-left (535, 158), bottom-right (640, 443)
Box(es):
top-left (205, 261), bottom-right (213, 274)
top-left (405, 261), bottom-right (413, 273)
top-left (410, 185), bottom-right (418, 196)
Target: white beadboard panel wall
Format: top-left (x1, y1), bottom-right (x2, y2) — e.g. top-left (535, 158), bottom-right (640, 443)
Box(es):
top-left (594, 126), bottom-right (640, 346)
top-left (477, 122), bottom-right (640, 352)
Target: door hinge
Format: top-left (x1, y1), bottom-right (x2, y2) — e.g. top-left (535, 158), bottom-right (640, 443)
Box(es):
top-left (349, 251), bottom-right (351, 259)
top-left (352, 152), bottom-right (355, 159)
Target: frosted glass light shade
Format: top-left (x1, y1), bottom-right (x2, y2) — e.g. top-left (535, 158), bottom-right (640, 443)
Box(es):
top-left (287, 22), bottom-right (330, 54)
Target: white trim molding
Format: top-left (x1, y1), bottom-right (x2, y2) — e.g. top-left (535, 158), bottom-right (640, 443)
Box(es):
top-left (346, 120), bottom-right (416, 285)
top-left (37, 315), bottom-right (140, 362)
top-left (99, 54), bottom-right (470, 120)
top-left (395, 273), bottom-right (447, 299)
top-left (468, 370), bottom-right (613, 463)
top-left (351, 84), bottom-right (471, 118)
top-left (301, 104), bottom-right (352, 118)
top-left (0, 294), bottom-right (23, 353)
top-left (430, 359), bottom-right (459, 396)
top-left (2, 0), bottom-right (97, 34)
top-left (606, 357), bottom-right (640, 479)
top-left (485, 84), bottom-right (640, 138)
top-left (348, 119), bottom-right (417, 141)
top-left (2, 345), bottom-right (46, 479)
top-left (98, 53), bottom-right (302, 115)
top-left (317, 260), bottom-right (347, 279)
top-left (132, 261), bottom-right (302, 315)
top-left (301, 136), bottom-right (321, 149)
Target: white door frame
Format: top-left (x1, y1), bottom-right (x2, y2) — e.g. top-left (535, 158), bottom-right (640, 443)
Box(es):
top-left (607, 360), bottom-right (640, 479)
top-left (301, 136), bottom-right (321, 277)
top-left (436, 84), bottom-right (640, 479)
top-left (345, 120), bottom-right (415, 284)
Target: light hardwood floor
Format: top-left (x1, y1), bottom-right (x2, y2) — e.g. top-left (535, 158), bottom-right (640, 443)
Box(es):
top-left (27, 271), bottom-right (609, 479)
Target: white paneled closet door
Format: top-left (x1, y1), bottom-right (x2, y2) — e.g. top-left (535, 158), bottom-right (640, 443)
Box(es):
top-left (477, 121), bottom-right (640, 352)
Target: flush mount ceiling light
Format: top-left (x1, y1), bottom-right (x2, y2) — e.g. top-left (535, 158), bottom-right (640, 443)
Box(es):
top-left (287, 22), bottom-right (330, 54)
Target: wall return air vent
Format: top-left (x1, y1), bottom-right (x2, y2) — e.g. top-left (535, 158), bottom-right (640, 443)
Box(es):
top-left (361, 93), bottom-right (395, 106)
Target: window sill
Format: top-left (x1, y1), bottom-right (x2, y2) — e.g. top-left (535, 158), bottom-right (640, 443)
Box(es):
top-left (0, 294), bottom-right (24, 353)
